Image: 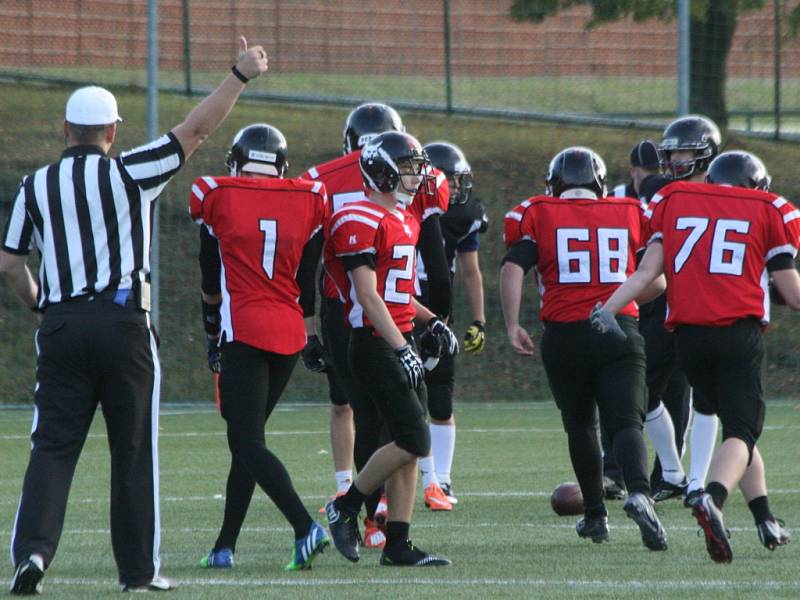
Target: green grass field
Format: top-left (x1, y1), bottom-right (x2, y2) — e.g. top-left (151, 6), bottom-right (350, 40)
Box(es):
top-left (1, 402), bottom-right (799, 598)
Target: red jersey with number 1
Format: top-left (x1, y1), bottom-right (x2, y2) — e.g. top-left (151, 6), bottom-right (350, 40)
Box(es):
top-left (517, 195), bottom-right (648, 322)
top-left (324, 200), bottom-right (420, 333)
top-left (646, 181), bottom-right (800, 328)
top-left (190, 176), bottom-right (328, 354)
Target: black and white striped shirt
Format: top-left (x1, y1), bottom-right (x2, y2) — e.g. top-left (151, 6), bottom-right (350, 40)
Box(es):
top-left (2, 133), bottom-right (184, 309)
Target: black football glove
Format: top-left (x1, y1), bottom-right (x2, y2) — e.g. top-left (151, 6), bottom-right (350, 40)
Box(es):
top-left (463, 320), bottom-right (486, 354)
top-left (395, 344), bottom-right (424, 390)
top-left (302, 334), bottom-right (329, 373)
top-left (207, 336), bottom-right (222, 373)
top-left (589, 303), bottom-right (627, 340)
top-left (427, 317), bottom-right (459, 357)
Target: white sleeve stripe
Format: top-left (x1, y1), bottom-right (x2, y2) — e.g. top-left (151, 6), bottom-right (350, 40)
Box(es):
top-left (773, 197), bottom-right (788, 209)
top-left (521, 234), bottom-right (537, 243)
top-left (783, 210), bottom-right (800, 224)
top-left (202, 176), bottom-right (218, 190)
top-left (330, 214), bottom-right (380, 235)
top-left (311, 181), bottom-right (322, 194)
top-left (650, 193), bottom-right (663, 205)
top-left (648, 232), bottom-right (663, 244)
top-left (307, 167), bottom-right (319, 179)
top-left (505, 211), bottom-right (523, 222)
top-left (766, 244), bottom-right (798, 261)
top-left (522, 200), bottom-right (531, 207)
top-left (644, 209), bottom-right (653, 219)
top-left (191, 184), bottom-right (204, 202)
top-left (436, 172), bottom-right (446, 186)
top-left (308, 223), bottom-right (323, 241)
top-left (337, 247), bottom-right (376, 256)
top-left (339, 204), bottom-right (385, 219)
top-left (422, 206), bottom-right (445, 220)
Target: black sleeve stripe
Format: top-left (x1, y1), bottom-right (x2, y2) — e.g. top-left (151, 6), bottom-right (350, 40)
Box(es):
top-left (343, 253), bottom-right (376, 272)
top-left (767, 253), bottom-right (796, 272)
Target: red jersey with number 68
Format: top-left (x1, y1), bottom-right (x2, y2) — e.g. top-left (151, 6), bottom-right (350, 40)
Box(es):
top-left (646, 181), bottom-right (800, 328)
top-left (190, 176), bottom-right (327, 354)
top-left (517, 195), bottom-right (648, 322)
top-left (324, 200), bottom-right (420, 333)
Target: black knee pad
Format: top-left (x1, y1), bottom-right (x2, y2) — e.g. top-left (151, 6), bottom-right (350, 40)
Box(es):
top-left (560, 407), bottom-right (597, 434)
top-left (425, 354), bottom-right (454, 421)
top-left (394, 416), bottom-right (431, 457)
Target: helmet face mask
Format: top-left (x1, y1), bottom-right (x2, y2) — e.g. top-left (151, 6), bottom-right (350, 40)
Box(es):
top-left (360, 132), bottom-right (432, 207)
top-left (226, 123), bottom-right (288, 177)
top-left (423, 141), bottom-right (473, 204)
top-left (659, 115), bottom-right (721, 180)
top-left (706, 151), bottom-right (771, 192)
top-left (342, 103), bottom-right (404, 155)
top-left (545, 147), bottom-right (607, 198)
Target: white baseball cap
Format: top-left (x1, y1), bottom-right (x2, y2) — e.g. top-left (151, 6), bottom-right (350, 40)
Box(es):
top-left (65, 86), bottom-right (122, 126)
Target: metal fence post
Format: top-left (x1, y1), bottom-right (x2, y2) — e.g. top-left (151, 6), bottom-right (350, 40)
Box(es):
top-left (443, 0), bottom-right (453, 113)
top-left (774, 0), bottom-right (782, 139)
top-left (678, 0), bottom-right (690, 116)
top-left (183, 0), bottom-right (192, 95)
top-left (148, 0), bottom-right (160, 327)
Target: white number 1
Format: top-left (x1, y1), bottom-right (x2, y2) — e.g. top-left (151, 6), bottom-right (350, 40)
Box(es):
top-left (259, 219), bottom-right (277, 279)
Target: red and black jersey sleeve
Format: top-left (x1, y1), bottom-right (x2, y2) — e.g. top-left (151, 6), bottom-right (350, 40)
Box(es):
top-left (189, 176), bottom-right (222, 228)
top-left (503, 199), bottom-right (532, 249)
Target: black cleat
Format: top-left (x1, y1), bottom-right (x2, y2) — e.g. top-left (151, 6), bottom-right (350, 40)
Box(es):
top-left (683, 487), bottom-right (705, 508)
top-left (692, 493), bottom-right (732, 563)
top-left (379, 541), bottom-right (451, 567)
top-left (603, 477), bottom-right (627, 500)
top-left (652, 478), bottom-right (688, 503)
top-left (576, 515), bottom-right (609, 543)
top-left (624, 493), bottom-right (668, 551)
top-left (325, 500), bottom-right (360, 562)
top-left (757, 518), bottom-right (790, 551)
top-left (10, 555), bottom-right (44, 596)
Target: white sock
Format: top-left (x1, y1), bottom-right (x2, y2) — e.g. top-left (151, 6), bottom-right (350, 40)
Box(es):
top-left (645, 402), bottom-right (685, 484)
top-left (335, 470), bottom-right (352, 494)
top-left (430, 423), bottom-right (456, 485)
top-left (419, 455), bottom-right (439, 488)
top-left (687, 411), bottom-right (719, 493)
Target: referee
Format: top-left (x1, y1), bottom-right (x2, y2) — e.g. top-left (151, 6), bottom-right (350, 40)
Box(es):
top-left (1, 37), bottom-right (267, 594)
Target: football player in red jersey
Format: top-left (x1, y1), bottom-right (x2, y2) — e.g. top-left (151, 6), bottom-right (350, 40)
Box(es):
top-left (190, 124), bottom-right (331, 571)
top-left (500, 147), bottom-right (668, 552)
top-left (593, 150), bottom-right (800, 562)
top-left (300, 104), bottom-right (404, 546)
top-left (323, 132), bottom-right (455, 567)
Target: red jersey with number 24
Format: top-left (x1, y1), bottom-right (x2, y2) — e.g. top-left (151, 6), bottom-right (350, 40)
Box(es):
top-left (646, 181), bottom-right (800, 328)
top-left (324, 200), bottom-right (420, 333)
top-left (190, 176), bottom-right (327, 354)
top-left (517, 195), bottom-right (648, 322)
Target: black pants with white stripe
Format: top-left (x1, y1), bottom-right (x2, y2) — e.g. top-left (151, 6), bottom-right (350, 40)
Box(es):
top-left (12, 297), bottom-right (161, 587)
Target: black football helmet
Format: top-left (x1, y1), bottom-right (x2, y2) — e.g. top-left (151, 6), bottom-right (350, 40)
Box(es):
top-left (225, 123), bottom-right (288, 177)
top-left (424, 141), bottom-right (473, 204)
top-left (360, 131), bottom-right (431, 206)
top-left (706, 151), bottom-right (771, 191)
top-left (343, 103), bottom-right (404, 155)
top-left (545, 147), bottom-right (607, 198)
top-left (658, 115), bottom-right (721, 180)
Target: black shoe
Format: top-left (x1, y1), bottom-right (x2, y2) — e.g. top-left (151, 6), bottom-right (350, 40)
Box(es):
top-left (603, 476), bottom-right (627, 500)
top-left (683, 487), bottom-right (705, 508)
top-left (325, 499), bottom-right (360, 562)
top-left (379, 540), bottom-right (451, 566)
top-left (122, 576), bottom-right (176, 592)
top-left (757, 518), bottom-right (790, 551)
top-left (10, 555), bottom-right (44, 596)
top-left (576, 515), bottom-right (609, 543)
top-left (652, 478), bottom-right (688, 503)
top-left (692, 493), bottom-right (732, 563)
top-left (624, 493), bottom-right (668, 551)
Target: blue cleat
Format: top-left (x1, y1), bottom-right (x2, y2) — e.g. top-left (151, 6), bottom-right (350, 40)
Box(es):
top-left (199, 547), bottom-right (234, 569)
top-left (285, 522), bottom-right (331, 571)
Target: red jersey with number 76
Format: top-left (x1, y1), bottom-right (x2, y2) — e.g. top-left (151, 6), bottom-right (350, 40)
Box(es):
top-left (189, 176), bottom-right (327, 354)
top-left (646, 181), bottom-right (800, 328)
top-left (324, 200), bottom-right (420, 333)
top-left (517, 195), bottom-right (648, 322)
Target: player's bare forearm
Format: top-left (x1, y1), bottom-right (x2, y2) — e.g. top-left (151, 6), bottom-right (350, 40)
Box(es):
top-left (604, 242), bottom-right (664, 315)
top-left (499, 261), bottom-right (524, 330)
top-left (771, 267), bottom-right (800, 310)
top-left (0, 251), bottom-right (38, 310)
top-left (351, 266), bottom-right (407, 349)
top-left (172, 36), bottom-right (268, 159)
top-left (635, 274), bottom-right (667, 305)
top-left (458, 251), bottom-right (485, 323)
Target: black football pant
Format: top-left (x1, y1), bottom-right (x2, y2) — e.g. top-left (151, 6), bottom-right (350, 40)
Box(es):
top-left (541, 318), bottom-right (650, 512)
top-left (320, 297), bottom-right (354, 407)
top-left (213, 342), bottom-right (312, 551)
top-left (12, 297), bottom-right (161, 587)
